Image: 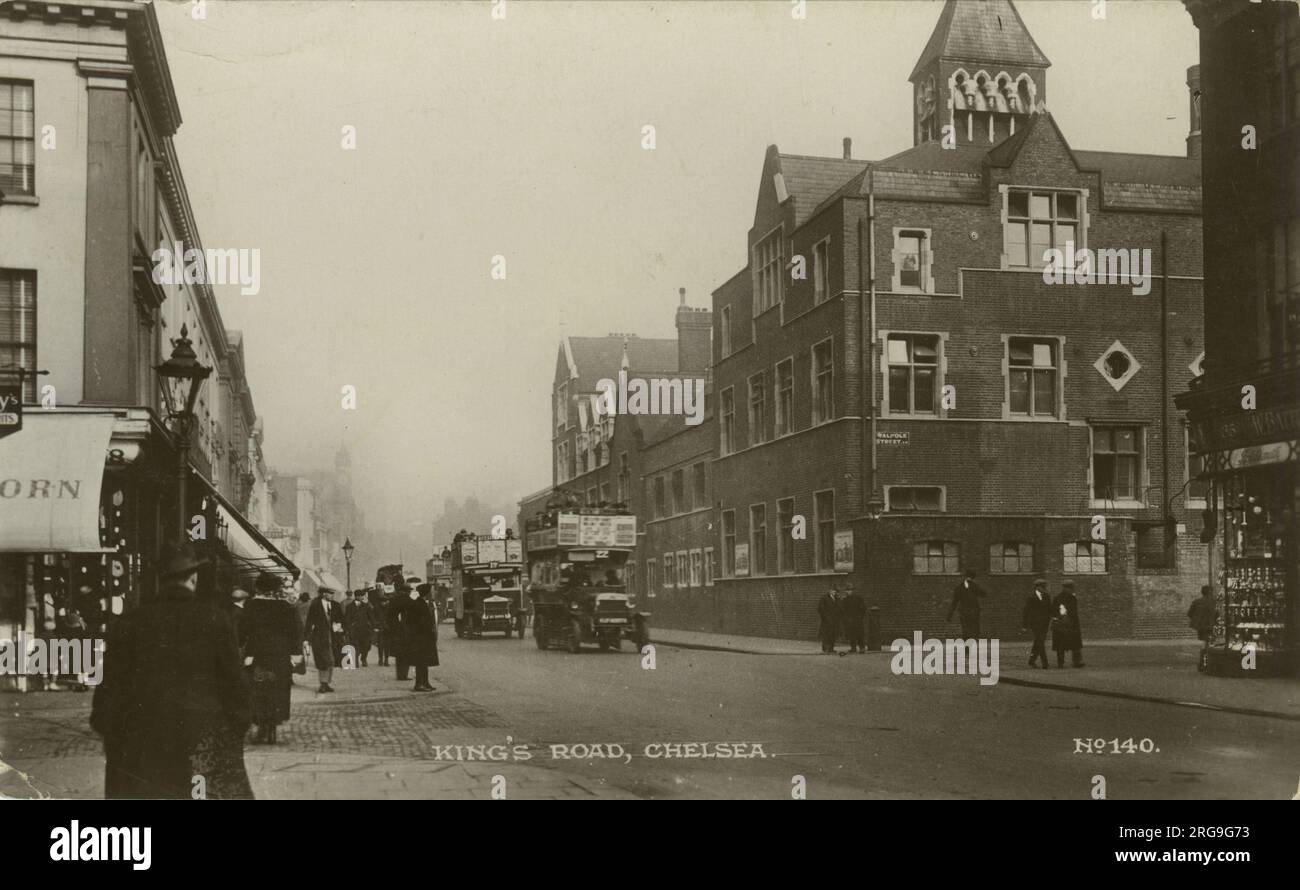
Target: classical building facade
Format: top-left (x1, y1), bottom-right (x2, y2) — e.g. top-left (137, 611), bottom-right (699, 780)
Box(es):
top-left (0, 0), bottom-right (291, 688)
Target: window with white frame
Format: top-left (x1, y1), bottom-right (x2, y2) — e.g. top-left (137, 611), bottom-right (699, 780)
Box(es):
top-left (721, 511), bottom-right (736, 577)
top-left (0, 81), bottom-right (35, 196)
top-left (887, 334), bottom-right (940, 415)
top-left (753, 228), bottom-right (783, 314)
top-left (0, 270), bottom-right (37, 401)
top-left (703, 547), bottom-right (714, 586)
top-left (646, 559), bottom-right (657, 598)
top-left (1004, 189), bottom-right (1082, 269)
top-left (676, 550), bottom-right (689, 588)
top-left (663, 552), bottom-right (675, 589)
top-left (1092, 426), bottom-right (1142, 502)
top-left (775, 358), bottom-right (793, 436)
top-left (1007, 337), bottom-right (1059, 418)
top-left (812, 340), bottom-right (833, 424)
top-left (689, 549), bottom-right (702, 587)
top-left (813, 238), bottom-right (830, 304)
top-left (777, 497), bottom-right (796, 575)
top-left (887, 486), bottom-right (944, 512)
top-left (748, 372), bottom-right (767, 446)
top-left (749, 504), bottom-right (767, 576)
top-left (989, 541), bottom-right (1035, 574)
top-left (1063, 541), bottom-right (1107, 574)
top-left (913, 540), bottom-right (960, 574)
top-left (720, 388), bottom-right (736, 454)
top-left (892, 228), bottom-right (934, 292)
top-left (720, 305), bottom-right (732, 357)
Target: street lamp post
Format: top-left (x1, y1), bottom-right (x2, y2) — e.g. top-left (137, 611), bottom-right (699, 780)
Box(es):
top-left (155, 324), bottom-right (212, 542)
top-left (342, 537), bottom-right (355, 594)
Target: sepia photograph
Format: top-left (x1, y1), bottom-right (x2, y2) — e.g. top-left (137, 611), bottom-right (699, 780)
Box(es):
top-left (0, 0), bottom-right (1297, 845)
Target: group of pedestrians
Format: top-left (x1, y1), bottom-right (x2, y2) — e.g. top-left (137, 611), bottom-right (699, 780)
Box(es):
top-left (946, 569), bottom-right (1085, 668)
top-left (816, 583), bottom-right (867, 654)
top-left (297, 577), bottom-right (440, 693)
top-left (814, 570), bottom-right (1086, 667)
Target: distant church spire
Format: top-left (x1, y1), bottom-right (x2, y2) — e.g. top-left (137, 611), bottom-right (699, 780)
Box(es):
top-left (909, 0), bottom-right (1051, 147)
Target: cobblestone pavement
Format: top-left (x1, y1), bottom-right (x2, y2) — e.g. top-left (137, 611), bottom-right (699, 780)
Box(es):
top-left (2, 632), bottom-right (1298, 799)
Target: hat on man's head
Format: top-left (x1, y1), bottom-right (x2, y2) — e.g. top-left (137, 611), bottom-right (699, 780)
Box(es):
top-left (416, 582), bottom-right (432, 595)
top-left (1062, 579), bottom-right (1076, 589)
top-left (254, 571), bottom-right (282, 594)
top-left (1033, 577), bottom-right (1047, 587)
top-left (158, 543), bottom-right (206, 580)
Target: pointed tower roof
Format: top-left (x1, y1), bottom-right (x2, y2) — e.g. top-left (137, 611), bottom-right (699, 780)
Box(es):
top-left (910, 0), bottom-right (1050, 81)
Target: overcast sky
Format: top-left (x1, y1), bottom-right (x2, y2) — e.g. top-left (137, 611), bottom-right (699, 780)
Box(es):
top-left (154, 0), bottom-right (1198, 528)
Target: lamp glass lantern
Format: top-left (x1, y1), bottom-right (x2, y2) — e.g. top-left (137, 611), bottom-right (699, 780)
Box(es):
top-left (155, 324), bottom-right (212, 423)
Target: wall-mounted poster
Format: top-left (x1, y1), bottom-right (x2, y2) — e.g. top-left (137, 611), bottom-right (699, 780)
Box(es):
top-left (833, 530), bottom-right (854, 572)
top-left (733, 543), bottom-right (751, 577)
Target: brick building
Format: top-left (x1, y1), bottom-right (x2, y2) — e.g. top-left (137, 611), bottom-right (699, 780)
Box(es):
top-left (519, 289), bottom-right (712, 601)
top-left (685, 0), bottom-right (1208, 642)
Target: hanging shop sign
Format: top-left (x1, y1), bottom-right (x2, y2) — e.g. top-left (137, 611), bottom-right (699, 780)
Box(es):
top-left (0, 384), bottom-right (21, 440)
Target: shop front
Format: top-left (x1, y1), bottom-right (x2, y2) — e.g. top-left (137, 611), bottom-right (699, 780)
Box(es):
top-left (1186, 386), bottom-right (1299, 678)
top-left (0, 408), bottom-right (295, 691)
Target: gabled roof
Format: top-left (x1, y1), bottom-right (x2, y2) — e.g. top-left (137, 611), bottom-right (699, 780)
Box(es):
top-left (910, 0), bottom-right (1051, 81)
top-left (776, 153), bottom-right (870, 226)
top-left (565, 335), bottom-right (678, 390)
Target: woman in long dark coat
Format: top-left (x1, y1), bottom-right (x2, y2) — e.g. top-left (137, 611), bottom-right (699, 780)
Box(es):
top-left (242, 572), bottom-right (301, 744)
top-left (1051, 579), bottom-right (1085, 668)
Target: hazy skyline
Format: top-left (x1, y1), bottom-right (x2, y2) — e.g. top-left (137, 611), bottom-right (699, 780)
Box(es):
top-left (154, 0), bottom-right (1199, 527)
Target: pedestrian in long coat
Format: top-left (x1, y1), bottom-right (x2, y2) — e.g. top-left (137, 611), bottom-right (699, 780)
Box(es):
top-left (387, 587), bottom-right (410, 681)
top-left (1051, 579), bottom-right (1085, 668)
top-left (817, 586), bottom-right (842, 654)
top-left (1021, 578), bottom-right (1054, 668)
top-left (1188, 585), bottom-right (1216, 652)
top-left (840, 584), bottom-right (867, 653)
top-left (304, 588), bottom-right (345, 692)
top-left (371, 589), bottom-right (390, 666)
top-left (243, 572), bottom-right (302, 743)
top-left (90, 544), bottom-right (253, 799)
top-left (947, 569), bottom-right (987, 638)
top-left (402, 584), bottom-right (440, 691)
top-left (346, 591), bottom-right (375, 666)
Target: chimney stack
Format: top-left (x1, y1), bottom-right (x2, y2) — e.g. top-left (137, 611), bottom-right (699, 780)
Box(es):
top-left (843, 137), bottom-right (852, 160)
top-left (674, 287), bottom-right (712, 373)
top-left (1187, 64), bottom-right (1202, 159)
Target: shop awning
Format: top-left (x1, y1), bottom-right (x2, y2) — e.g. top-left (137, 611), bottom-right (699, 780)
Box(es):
top-left (0, 413), bottom-right (116, 552)
top-left (193, 472), bottom-right (298, 580)
top-left (298, 567), bottom-right (347, 594)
